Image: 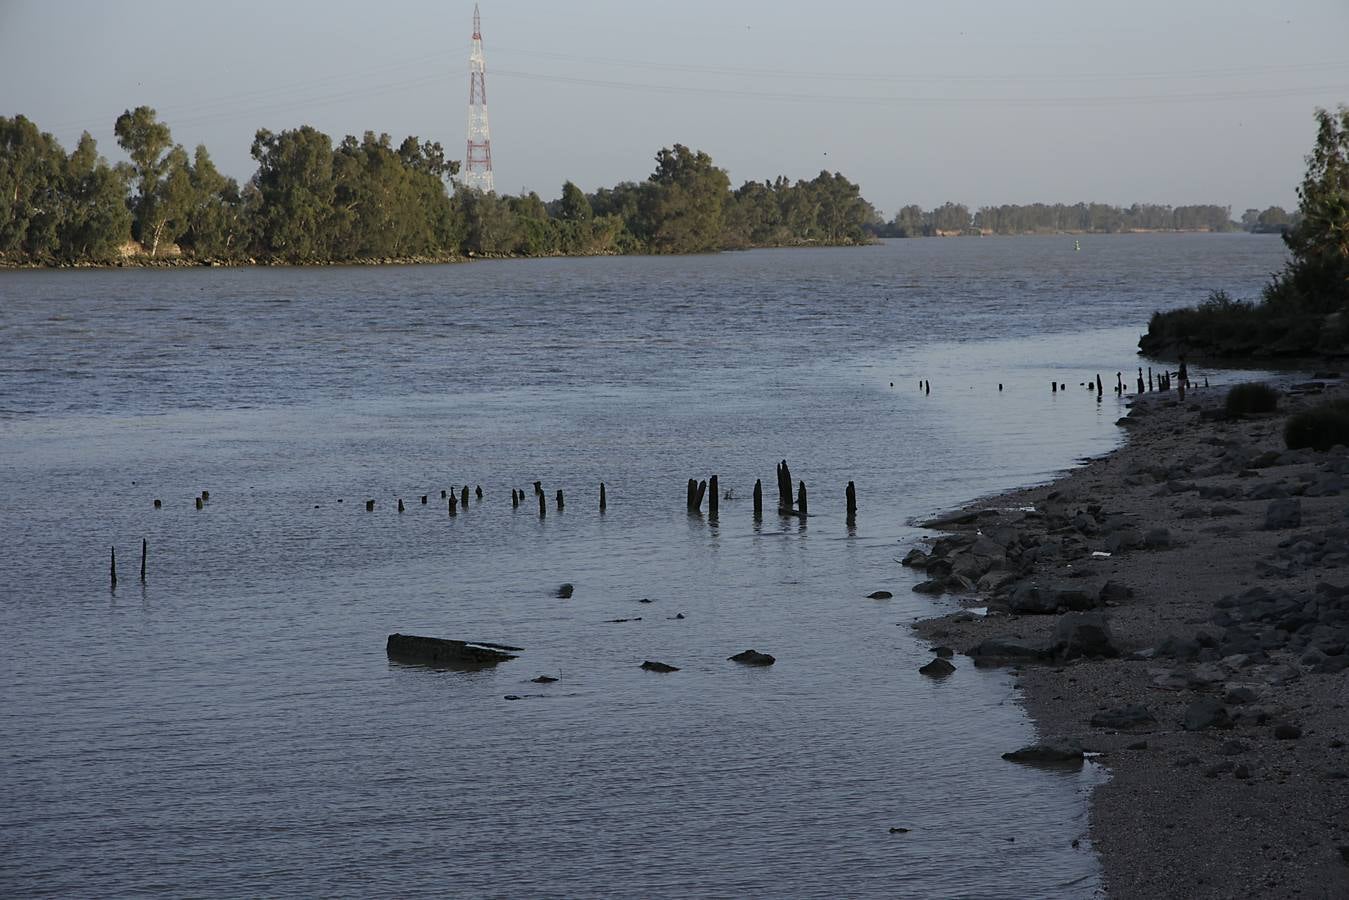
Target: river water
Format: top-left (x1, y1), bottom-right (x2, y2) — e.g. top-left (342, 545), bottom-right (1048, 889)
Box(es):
top-left (0, 234), bottom-right (1287, 898)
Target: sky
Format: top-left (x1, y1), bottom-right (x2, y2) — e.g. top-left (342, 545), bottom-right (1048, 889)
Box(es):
top-left (2, 0), bottom-right (1347, 217)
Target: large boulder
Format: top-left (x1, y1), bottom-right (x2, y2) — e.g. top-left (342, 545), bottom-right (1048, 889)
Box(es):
top-left (1090, 704), bottom-right (1157, 730)
top-left (1054, 612), bottom-right (1118, 660)
top-left (967, 637), bottom-right (1050, 663)
top-left (729, 649), bottom-right (776, 666)
top-left (1002, 739), bottom-right (1084, 765)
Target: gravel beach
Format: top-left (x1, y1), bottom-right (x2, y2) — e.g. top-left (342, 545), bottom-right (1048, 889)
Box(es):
top-left (912, 377), bottom-right (1349, 899)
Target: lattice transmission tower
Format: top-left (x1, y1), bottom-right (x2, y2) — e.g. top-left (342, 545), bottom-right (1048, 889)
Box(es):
top-left (464, 3), bottom-right (494, 192)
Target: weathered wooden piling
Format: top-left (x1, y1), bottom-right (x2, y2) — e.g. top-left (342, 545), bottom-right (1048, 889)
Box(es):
top-left (476, 485), bottom-right (483, 500)
top-left (693, 479), bottom-right (707, 512)
top-left (441, 489), bottom-right (447, 499)
top-left (924, 380), bottom-right (930, 395)
top-left (365, 499), bottom-right (374, 511)
top-left (777, 460), bottom-right (793, 511)
top-left (599, 482), bottom-right (607, 511)
top-left (797, 480), bottom-right (808, 515)
top-left (398, 499), bottom-right (405, 513)
top-left (1096, 374), bottom-right (1103, 397)
top-left (753, 479), bottom-right (763, 518)
top-left (687, 478), bottom-right (698, 511)
top-left (1116, 372), bottom-right (1124, 394)
top-left (846, 481), bottom-right (857, 526)
top-left (538, 492), bottom-right (546, 518)
top-left (448, 494), bottom-right (457, 516)
top-left (556, 489), bottom-right (565, 510)
top-left (153, 498), bottom-right (161, 509)
top-left (421, 495), bottom-right (428, 505)
top-left (511, 488), bottom-right (519, 508)
top-left (461, 485), bottom-right (470, 507)
top-left (140, 538), bottom-right (146, 583)
top-left (1052, 381), bottom-right (1058, 394)
top-left (110, 546), bottom-right (117, 587)
top-left (708, 475), bottom-right (719, 517)
top-left (998, 383), bottom-right (1003, 391)
top-left (534, 481), bottom-right (543, 497)
top-left (1148, 367), bottom-right (1154, 391)
top-left (196, 497), bottom-right (203, 510)
top-left (201, 490), bottom-right (210, 502)
top-left (1137, 367), bottom-right (1145, 394)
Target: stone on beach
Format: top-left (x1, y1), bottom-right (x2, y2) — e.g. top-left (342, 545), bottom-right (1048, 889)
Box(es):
top-left (919, 658), bottom-right (956, 677)
top-left (640, 660), bottom-right (680, 673)
top-left (729, 649), bottom-right (776, 666)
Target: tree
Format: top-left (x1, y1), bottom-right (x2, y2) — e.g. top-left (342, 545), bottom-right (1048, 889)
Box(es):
top-left (0, 115), bottom-right (67, 257)
top-left (57, 132), bottom-right (132, 260)
top-left (181, 145), bottom-right (242, 258)
top-left (634, 144), bottom-right (730, 253)
top-left (1266, 105), bottom-right (1349, 314)
top-left (556, 180), bottom-right (591, 221)
top-left (114, 106), bottom-right (178, 254)
top-left (248, 126), bottom-right (339, 261)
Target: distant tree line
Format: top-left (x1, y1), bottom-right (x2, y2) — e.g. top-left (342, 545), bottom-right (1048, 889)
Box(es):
top-left (0, 109), bottom-right (877, 265)
top-left (871, 201), bottom-right (1240, 237)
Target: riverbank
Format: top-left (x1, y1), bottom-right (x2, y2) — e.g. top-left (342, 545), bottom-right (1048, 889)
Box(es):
top-left (911, 378), bottom-right (1349, 898)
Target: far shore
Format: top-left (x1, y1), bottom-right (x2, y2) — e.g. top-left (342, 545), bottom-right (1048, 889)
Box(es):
top-left (909, 374), bottom-right (1349, 897)
top-left (0, 229), bottom-right (1279, 272)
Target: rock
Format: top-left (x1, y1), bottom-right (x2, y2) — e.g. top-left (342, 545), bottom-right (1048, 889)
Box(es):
top-left (1219, 740), bottom-right (1249, 756)
top-left (1007, 582), bottom-right (1057, 614)
top-left (1204, 760), bottom-right (1235, 778)
top-left (1183, 698), bottom-right (1233, 731)
top-left (933, 645), bottom-right (955, 658)
top-left (1225, 686), bottom-right (1259, 705)
top-left (1054, 612), bottom-right (1119, 660)
top-left (1144, 527), bottom-right (1172, 549)
top-left (1002, 740), bottom-right (1085, 765)
top-left (900, 548), bottom-right (930, 568)
top-left (386, 633), bottom-right (521, 668)
top-left (1090, 704), bottom-right (1156, 730)
top-left (1126, 740), bottom-right (1149, 751)
top-left (912, 579), bottom-right (946, 595)
top-left (530, 675), bottom-right (558, 683)
top-left (556, 583), bottom-right (575, 598)
top-left (1263, 498), bottom-right (1302, 530)
top-left (729, 649), bottom-right (776, 666)
top-left (1099, 580), bottom-right (1134, 605)
top-left (1273, 723), bottom-right (1303, 740)
top-left (1234, 764), bottom-right (1252, 779)
top-left (919, 658), bottom-right (956, 677)
top-left (868, 590), bottom-right (893, 599)
top-left (640, 660), bottom-right (680, 673)
top-left (968, 637), bottom-right (1050, 663)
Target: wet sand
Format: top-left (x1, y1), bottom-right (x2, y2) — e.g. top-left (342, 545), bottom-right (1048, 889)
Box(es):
top-left (912, 378), bottom-right (1349, 898)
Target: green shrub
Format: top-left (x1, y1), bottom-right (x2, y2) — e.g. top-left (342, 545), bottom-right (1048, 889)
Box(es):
top-left (1225, 382), bottom-right (1280, 416)
top-left (1285, 399), bottom-right (1349, 451)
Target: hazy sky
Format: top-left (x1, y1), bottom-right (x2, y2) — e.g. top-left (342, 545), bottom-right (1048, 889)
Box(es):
top-left (3, 0), bottom-right (1346, 215)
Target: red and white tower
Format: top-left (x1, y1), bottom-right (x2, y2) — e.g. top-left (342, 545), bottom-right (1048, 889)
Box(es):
top-left (464, 4), bottom-right (494, 192)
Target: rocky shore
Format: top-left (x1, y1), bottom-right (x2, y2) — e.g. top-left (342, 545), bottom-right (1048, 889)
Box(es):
top-left (911, 378), bottom-right (1349, 898)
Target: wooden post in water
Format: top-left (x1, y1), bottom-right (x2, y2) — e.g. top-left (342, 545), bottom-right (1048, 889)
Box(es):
top-left (1096, 374), bottom-right (1103, 398)
top-left (140, 538), bottom-right (146, 583)
top-left (693, 479), bottom-right (707, 513)
top-left (1147, 367), bottom-right (1154, 391)
top-left (925, 380), bottom-right (930, 396)
top-left (196, 497), bottom-right (203, 510)
top-left (448, 494), bottom-right (457, 516)
top-left (421, 495), bottom-right (427, 505)
top-left (797, 480), bottom-right (808, 515)
top-left (599, 482), bottom-right (607, 511)
top-left (1116, 372), bottom-right (1123, 394)
top-left (687, 478), bottom-right (698, 511)
top-left (476, 485), bottom-right (483, 500)
top-left (1052, 381), bottom-right (1057, 394)
top-left (511, 489), bottom-right (519, 508)
top-left (708, 475), bottom-right (719, 517)
top-left (538, 492), bottom-right (546, 518)
top-left (846, 481), bottom-right (857, 526)
top-left (1137, 367), bottom-right (1145, 394)
top-left (753, 479), bottom-right (763, 519)
top-left (110, 546), bottom-right (117, 588)
top-left (777, 460), bottom-right (793, 511)
top-left (534, 481), bottom-right (543, 497)
top-left (460, 485), bottom-right (470, 508)
top-left (398, 499), bottom-right (405, 513)
top-left (441, 489), bottom-right (447, 499)
top-left (201, 490), bottom-right (209, 502)
top-left (365, 499), bottom-right (374, 511)
top-left (153, 498), bottom-right (162, 509)
top-left (556, 489), bottom-right (565, 510)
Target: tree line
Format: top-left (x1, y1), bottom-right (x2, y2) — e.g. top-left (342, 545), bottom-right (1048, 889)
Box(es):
top-left (0, 109), bottom-right (877, 265)
top-left (871, 201), bottom-right (1242, 237)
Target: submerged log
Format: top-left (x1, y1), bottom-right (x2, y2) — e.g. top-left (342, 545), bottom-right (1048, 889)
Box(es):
top-left (386, 633), bottom-right (521, 667)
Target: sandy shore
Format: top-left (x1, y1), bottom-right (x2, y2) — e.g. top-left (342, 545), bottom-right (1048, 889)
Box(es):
top-left (911, 377), bottom-right (1349, 898)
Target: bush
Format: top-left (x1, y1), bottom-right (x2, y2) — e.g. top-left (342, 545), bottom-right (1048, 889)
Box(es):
top-left (1285, 399), bottom-right (1349, 451)
top-left (1225, 382), bottom-right (1280, 417)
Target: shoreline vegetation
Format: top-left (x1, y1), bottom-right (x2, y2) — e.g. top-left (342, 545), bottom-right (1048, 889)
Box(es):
top-left (2, 106), bottom-right (1273, 271)
top-left (1141, 107), bottom-right (1348, 363)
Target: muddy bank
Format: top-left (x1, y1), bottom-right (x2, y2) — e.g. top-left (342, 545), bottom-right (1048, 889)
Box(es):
top-left (911, 379), bottom-right (1349, 898)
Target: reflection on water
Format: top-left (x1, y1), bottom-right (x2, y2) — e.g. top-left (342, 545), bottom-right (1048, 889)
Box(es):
top-left (0, 235), bottom-right (1285, 897)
